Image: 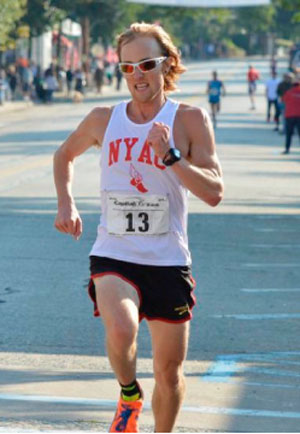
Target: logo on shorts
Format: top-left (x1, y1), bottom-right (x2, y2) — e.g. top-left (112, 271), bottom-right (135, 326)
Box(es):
top-left (130, 163), bottom-right (148, 193)
top-left (174, 304), bottom-right (190, 316)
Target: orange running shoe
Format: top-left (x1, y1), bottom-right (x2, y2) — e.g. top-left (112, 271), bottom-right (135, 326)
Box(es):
top-left (109, 395), bottom-right (143, 433)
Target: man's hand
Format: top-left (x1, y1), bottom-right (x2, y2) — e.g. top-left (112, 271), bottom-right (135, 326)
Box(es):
top-left (147, 122), bottom-right (170, 159)
top-left (54, 203), bottom-right (82, 241)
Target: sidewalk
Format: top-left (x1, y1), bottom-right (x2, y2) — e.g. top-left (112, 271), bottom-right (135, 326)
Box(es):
top-left (0, 100), bottom-right (33, 114)
top-left (0, 85), bottom-right (128, 114)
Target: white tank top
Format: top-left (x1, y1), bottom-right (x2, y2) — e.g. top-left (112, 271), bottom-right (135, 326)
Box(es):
top-left (90, 98), bottom-right (191, 266)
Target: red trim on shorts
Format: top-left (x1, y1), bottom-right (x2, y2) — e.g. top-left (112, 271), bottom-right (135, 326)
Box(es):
top-left (190, 274), bottom-right (197, 307)
top-left (90, 272), bottom-right (143, 318)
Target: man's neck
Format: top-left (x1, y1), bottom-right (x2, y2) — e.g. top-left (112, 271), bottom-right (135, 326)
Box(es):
top-left (127, 94), bottom-right (167, 124)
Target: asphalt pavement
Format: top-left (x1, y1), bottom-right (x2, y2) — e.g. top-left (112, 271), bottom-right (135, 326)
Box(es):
top-left (0, 57), bottom-right (300, 433)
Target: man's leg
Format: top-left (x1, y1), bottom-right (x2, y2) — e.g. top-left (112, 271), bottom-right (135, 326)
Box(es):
top-left (267, 99), bottom-right (271, 121)
top-left (296, 117), bottom-right (300, 144)
top-left (283, 117), bottom-right (294, 153)
top-left (249, 85), bottom-right (255, 109)
top-left (94, 275), bottom-right (140, 385)
top-left (94, 275), bottom-right (143, 432)
top-left (210, 103), bottom-right (217, 128)
top-left (274, 100), bottom-right (280, 128)
top-left (148, 320), bottom-right (190, 432)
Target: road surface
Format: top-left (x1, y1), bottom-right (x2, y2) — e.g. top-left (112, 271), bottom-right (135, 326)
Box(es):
top-left (0, 58), bottom-right (300, 432)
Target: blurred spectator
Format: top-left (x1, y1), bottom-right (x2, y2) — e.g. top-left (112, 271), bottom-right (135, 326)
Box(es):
top-left (105, 62), bottom-right (114, 85)
top-left (20, 65), bottom-right (33, 100)
top-left (277, 73), bottom-right (294, 134)
top-left (30, 61), bottom-right (38, 79)
top-left (265, 71), bottom-right (280, 130)
top-left (206, 43), bottom-right (215, 59)
top-left (57, 66), bottom-right (66, 92)
top-left (115, 64), bottom-right (122, 91)
top-left (281, 76), bottom-right (300, 154)
top-left (33, 66), bottom-right (46, 103)
top-left (94, 62), bottom-right (104, 94)
top-left (66, 68), bottom-right (73, 96)
top-left (0, 69), bottom-right (8, 105)
top-left (73, 68), bottom-right (85, 102)
top-left (44, 68), bottom-right (58, 103)
top-left (247, 65), bottom-right (260, 110)
top-left (270, 56), bottom-right (277, 75)
top-left (6, 65), bottom-right (18, 100)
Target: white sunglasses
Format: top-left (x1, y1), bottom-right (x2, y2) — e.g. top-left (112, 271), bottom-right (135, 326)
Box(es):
top-left (119, 56), bottom-right (167, 75)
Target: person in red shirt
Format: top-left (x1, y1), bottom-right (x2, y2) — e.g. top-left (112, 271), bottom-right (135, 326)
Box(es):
top-left (247, 65), bottom-right (260, 110)
top-left (282, 76), bottom-right (300, 154)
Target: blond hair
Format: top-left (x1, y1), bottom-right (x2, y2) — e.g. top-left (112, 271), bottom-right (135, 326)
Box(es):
top-left (116, 22), bottom-right (186, 92)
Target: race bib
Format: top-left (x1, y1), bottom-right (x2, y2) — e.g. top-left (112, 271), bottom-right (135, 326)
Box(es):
top-left (107, 193), bottom-right (169, 235)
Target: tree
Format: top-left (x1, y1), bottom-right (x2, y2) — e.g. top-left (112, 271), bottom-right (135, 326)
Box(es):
top-left (0, 0), bottom-right (27, 48)
top-left (20, 0), bottom-right (66, 60)
top-left (274, 0), bottom-right (300, 23)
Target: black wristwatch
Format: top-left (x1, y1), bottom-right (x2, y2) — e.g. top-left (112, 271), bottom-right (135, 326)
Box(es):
top-left (163, 148), bottom-right (181, 166)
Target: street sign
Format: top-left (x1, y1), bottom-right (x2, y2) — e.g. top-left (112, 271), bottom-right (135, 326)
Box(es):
top-left (126, 0), bottom-right (270, 6)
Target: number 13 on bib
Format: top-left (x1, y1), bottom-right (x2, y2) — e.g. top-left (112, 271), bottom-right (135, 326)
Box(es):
top-left (107, 193), bottom-right (169, 235)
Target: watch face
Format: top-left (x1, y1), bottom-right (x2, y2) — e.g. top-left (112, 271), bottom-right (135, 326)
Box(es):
top-left (163, 148), bottom-right (181, 166)
top-left (173, 149), bottom-right (181, 159)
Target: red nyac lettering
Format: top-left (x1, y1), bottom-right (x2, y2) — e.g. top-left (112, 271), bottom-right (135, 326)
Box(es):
top-left (108, 137), bottom-right (165, 170)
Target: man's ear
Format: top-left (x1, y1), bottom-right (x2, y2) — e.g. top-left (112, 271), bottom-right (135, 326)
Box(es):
top-left (164, 57), bottom-right (173, 74)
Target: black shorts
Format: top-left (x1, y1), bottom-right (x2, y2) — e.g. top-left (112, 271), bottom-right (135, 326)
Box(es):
top-left (88, 256), bottom-right (196, 323)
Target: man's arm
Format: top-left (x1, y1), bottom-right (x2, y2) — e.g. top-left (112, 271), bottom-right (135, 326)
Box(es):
top-left (147, 107), bottom-right (224, 207)
top-left (53, 107), bottom-right (111, 239)
top-left (221, 81), bottom-right (226, 96)
top-left (172, 107), bottom-right (223, 206)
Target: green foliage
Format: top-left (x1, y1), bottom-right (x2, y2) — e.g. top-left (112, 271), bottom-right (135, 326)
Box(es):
top-left (292, 11), bottom-right (300, 23)
top-left (234, 5), bottom-right (275, 34)
top-left (273, 0), bottom-right (300, 24)
top-left (21, 0), bottom-right (67, 37)
top-left (2, 0), bottom-right (299, 55)
top-left (0, 0), bottom-right (27, 46)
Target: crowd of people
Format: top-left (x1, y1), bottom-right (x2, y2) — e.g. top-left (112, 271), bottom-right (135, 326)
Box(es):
top-left (249, 61), bottom-right (300, 154)
top-left (0, 58), bottom-right (123, 105)
top-left (1, 53), bottom-right (299, 155)
top-left (206, 60), bottom-right (300, 154)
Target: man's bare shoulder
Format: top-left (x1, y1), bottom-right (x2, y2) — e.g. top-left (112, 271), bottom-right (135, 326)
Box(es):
top-left (175, 102), bottom-right (216, 166)
top-left (176, 103), bottom-right (209, 125)
top-left (78, 106), bottom-right (113, 146)
top-left (86, 106), bottom-right (113, 126)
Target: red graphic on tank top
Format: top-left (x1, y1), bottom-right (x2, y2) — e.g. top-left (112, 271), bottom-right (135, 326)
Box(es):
top-left (130, 164), bottom-right (148, 193)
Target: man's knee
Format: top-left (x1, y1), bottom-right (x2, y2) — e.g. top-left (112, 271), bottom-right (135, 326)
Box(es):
top-left (154, 361), bottom-right (185, 391)
top-left (107, 315), bottom-right (138, 348)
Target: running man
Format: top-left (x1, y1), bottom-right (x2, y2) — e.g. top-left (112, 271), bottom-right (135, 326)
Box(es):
top-left (247, 65), bottom-right (260, 110)
top-left (53, 22), bottom-right (224, 433)
top-left (206, 70), bottom-right (226, 128)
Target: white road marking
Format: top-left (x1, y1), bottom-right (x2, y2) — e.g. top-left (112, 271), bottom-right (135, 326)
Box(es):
top-left (201, 359), bottom-right (238, 383)
top-left (242, 263), bottom-right (300, 268)
top-left (202, 352), bottom-right (300, 391)
top-left (254, 228), bottom-right (298, 233)
top-left (250, 244), bottom-right (300, 248)
top-left (1, 393), bottom-right (300, 419)
top-left (213, 313), bottom-right (300, 320)
top-left (241, 288), bottom-right (300, 293)
top-left (254, 216), bottom-right (300, 219)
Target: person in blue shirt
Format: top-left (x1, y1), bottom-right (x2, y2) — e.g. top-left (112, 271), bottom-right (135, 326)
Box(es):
top-left (207, 71), bottom-right (226, 128)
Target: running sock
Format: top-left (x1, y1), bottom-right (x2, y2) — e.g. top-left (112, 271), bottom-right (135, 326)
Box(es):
top-left (120, 379), bottom-right (142, 402)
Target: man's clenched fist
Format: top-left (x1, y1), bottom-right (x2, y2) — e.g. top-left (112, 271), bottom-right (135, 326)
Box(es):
top-left (54, 203), bottom-right (82, 241)
top-left (147, 122), bottom-right (170, 159)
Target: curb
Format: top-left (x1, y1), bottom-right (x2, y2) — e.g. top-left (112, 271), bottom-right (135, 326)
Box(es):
top-left (0, 101), bottom-right (34, 114)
